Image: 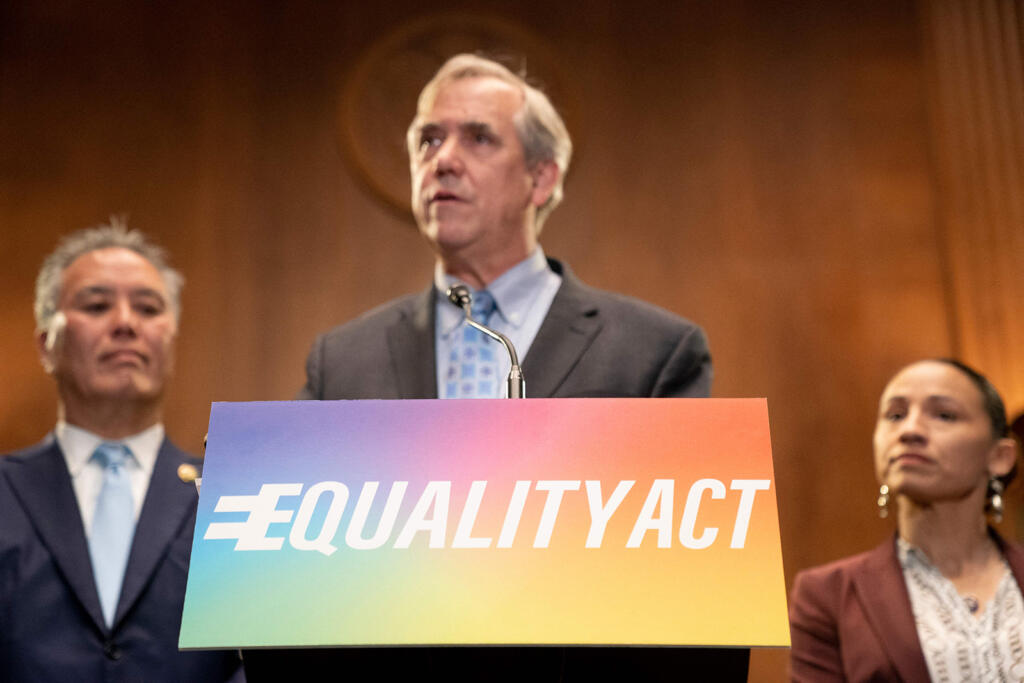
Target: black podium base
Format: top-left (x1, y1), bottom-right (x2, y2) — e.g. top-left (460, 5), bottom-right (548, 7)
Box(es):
top-left (242, 646), bottom-right (750, 682)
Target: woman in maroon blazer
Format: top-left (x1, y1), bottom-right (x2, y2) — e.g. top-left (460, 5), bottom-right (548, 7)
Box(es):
top-left (789, 359), bottom-right (1024, 682)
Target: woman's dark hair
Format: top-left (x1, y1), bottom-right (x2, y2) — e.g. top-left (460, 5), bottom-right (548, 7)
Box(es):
top-left (930, 358), bottom-right (1016, 493)
top-left (931, 358), bottom-right (1008, 439)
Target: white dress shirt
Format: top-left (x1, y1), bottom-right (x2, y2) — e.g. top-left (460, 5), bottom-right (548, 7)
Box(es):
top-left (55, 421), bottom-right (163, 535)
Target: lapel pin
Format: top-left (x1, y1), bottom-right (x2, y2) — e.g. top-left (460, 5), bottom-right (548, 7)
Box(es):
top-left (177, 463), bottom-right (199, 483)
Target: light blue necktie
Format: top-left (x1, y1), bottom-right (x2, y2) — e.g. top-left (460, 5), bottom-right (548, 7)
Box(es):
top-left (88, 443), bottom-right (136, 627)
top-left (445, 290), bottom-right (499, 398)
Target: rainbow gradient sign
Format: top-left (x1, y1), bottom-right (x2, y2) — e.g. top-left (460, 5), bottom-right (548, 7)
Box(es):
top-left (180, 398), bottom-right (789, 648)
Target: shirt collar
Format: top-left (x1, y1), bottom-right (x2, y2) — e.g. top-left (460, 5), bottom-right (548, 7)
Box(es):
top-left (434, 246), bottom-right (552, 338)
top-left (897, 537), bottom-right (927, 570)
top-left (55, 421), bottom-right (163, 478)
top-left (898, 535), bottom-right (1010, 576)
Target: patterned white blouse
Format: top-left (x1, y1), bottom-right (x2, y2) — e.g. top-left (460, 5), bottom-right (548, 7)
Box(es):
top-left (899, 539), bottom-right (1024, 682)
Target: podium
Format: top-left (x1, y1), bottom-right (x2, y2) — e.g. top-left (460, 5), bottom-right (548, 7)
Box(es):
top-left (181, 399), bottom-right (788, 679)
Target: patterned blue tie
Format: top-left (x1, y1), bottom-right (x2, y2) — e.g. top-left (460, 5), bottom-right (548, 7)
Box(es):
top-left (445, 290), bottom-right (499, 398)
top-left (89, 443), bottom-right (136, 627)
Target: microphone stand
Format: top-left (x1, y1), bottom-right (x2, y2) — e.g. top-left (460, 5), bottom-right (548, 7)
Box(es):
top-left (446, 285), bottom-right (526, 399)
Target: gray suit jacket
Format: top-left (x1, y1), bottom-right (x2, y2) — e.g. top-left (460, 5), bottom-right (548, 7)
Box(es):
top-left (299, 258), bottom-right (711, 400)
top-left (259, 258), bottom-right (743, 681)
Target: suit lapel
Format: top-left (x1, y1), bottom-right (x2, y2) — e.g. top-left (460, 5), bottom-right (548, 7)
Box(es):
top-left (387, 287), bottom-right (437, 399)
top-left (523, 261), bottom-right (602, 398)
top-left (4, 439), bottom-right (107, 632)
top-left (390, 261), bottom-right (601, 399)
top-left (850, 538), bottom-right (931, 682)
top-left (114, 439), bottom-right (197, 627)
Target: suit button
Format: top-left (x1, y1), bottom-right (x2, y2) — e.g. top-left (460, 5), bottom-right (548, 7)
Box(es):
top-left (104, 641), bottom-right (122, 660)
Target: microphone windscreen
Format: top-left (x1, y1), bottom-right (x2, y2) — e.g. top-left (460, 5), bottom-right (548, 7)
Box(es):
top-left (446, 285), bottom-right (471, 308)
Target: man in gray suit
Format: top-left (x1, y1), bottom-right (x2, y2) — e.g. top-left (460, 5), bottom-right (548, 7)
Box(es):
top-left (258, 54), bottom-right (747, 682)
top-left (299, 53), bottom-right (711, 402)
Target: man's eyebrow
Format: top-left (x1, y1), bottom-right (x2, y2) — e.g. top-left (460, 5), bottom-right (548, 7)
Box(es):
top-left (416, 121), bottom-right (496, 133)
top-left (460, 121), bottom-right (496, 135)
top-left (71, 285), bottom-right (114, 299)
top-left (129, 287), bottom-right (167, 301)
top-left (71, 286), bottom-right (166, 301)
top-left (416, 122), bottom-right (444, 136)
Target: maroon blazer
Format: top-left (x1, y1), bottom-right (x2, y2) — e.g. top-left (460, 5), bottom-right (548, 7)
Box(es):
top-left (788, 532), bottom-right (1024, 682)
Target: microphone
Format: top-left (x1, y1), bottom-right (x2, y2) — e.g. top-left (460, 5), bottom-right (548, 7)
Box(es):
top-left (446, 285), bottom-right (472, 310)
top-left (446, 285), bottom-right (525, 399)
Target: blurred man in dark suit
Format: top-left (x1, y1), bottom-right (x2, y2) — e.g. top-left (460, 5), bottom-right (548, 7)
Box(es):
top-left (0, 220), bottom-right (242, 682)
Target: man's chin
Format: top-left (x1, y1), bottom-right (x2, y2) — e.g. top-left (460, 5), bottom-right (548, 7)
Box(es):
top-left (428, 230), bottom-right (485, 259)
top-left (87, 376), bottom-right (164, 402)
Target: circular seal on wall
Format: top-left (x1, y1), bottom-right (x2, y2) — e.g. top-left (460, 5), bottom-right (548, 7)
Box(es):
top-left (337, 13), bottom-right (580, 218)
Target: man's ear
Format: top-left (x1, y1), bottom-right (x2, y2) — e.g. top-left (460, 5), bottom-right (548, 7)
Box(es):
top-left (37, 329), bottom-right (55, 374)
top-left (36, 311), bottom-right (66, 374)
top-left (529, 161), bottom-right (559, 208)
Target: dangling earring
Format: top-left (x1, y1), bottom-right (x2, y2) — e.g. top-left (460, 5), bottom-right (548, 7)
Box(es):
top-left (877, 484), bottom-right (891, 518)
top-left (988, 478), bottom-right (1005, 523)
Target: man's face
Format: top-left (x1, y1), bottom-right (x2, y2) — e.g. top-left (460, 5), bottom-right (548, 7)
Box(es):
top-left (42, 247), bottom-right (177, 406)
top-left (409, 77), bottom-right (544, 264)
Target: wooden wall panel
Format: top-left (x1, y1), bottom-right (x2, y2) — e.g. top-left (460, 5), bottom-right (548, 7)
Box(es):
top-left (920, 0), bottom-right (1024, 417)
top-left (1, 1), bottom-right (1017, 679)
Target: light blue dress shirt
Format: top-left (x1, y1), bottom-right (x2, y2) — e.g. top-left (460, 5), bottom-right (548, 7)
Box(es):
top-left (55, 421), bottom-right (162, 534)
top-left (434, 247), bottom-right (562, 398)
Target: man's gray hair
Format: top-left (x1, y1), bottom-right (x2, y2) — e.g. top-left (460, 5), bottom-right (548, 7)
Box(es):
top-left (34, 217), bottom-right (184, 335)
top-left (408, 53), bottom-right (573, 232)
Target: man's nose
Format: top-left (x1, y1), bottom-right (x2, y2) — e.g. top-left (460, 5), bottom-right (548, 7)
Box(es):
top-left (433, 137), bottom-right (463, 175)
top-left (110, 299), bottom-right (138, 335)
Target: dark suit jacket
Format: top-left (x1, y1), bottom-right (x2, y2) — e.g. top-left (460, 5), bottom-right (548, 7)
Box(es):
top-left (789, 532), bottom-right (1024, 682)
top-left (245, 259), bottom-right (746, 681)
top-left (298, 258), bottom-right (712, 400)
top-left (0, 437), bottom-right (242, 683)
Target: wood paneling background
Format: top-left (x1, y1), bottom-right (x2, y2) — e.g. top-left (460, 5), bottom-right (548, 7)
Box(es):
top-left (1, 1), bottom-right (1021, 679)
top-left (920, 0), bottom-right (1024, 415)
